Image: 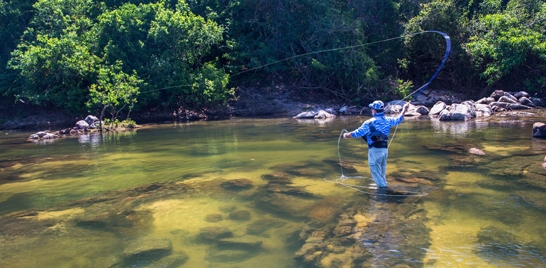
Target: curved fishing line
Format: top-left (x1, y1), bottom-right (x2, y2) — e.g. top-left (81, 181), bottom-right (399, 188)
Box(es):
top-left (139, 31), bottom-right (449, 95)
top-left (327, 130), bottom-right (427, 197)
top-left (332, 31), bottom-right (450, 197)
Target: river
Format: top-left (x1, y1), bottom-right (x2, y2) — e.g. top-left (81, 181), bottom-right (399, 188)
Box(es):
top-left (1, 115), bottom-right (546, 267)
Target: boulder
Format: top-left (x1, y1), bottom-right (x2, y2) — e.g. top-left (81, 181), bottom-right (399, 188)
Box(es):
top-left (475, 103), bottom-right (494, 117)
top-left (429, 101), bottom-right (447, 116)
top-left (439, 103), bottom-right (475, 121)
top-left (498, 95), bottom-right (518, 104)
top-left (314, 110), bottom-right (336, 119)
top-left (519, 97), bottom-right (535, 107)
top-left (532, 122), bottom-right (546, 138)
top-left (531, 97), bottom-right (545, 107)
top-left (75, 120), bottom-right (89, 129)
top-left (293, 111), bottom-right (317, 119)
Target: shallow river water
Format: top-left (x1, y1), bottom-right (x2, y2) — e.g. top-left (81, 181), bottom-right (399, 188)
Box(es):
top-left (1, 115), bottom-right (546, 268)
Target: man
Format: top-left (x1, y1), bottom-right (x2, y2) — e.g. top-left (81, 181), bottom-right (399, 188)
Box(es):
top-left (343, 100), bottom-right (410, 188)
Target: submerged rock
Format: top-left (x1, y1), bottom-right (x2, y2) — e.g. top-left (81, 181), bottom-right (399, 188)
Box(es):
top-left (229, 210), bottom-right (251, 221)
top-left (217, 236), bottom-right (264, 250)
top-left (123, 237), bottom-right (173, 258)
top-left (199, 226), bottom-right (233, 241)
top-left (221, 178), bottom-right (253, 190)
top-left (246, 218), bottom-right (286, 235)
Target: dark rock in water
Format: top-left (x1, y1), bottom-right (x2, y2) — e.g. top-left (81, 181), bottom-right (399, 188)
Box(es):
top-left (122, 237), bottom-right (173, 258)
top-left (261, 171), bottom-right (294, 184)
top-left (229, 210), bottom-right (251, 221)
top-left (205, 213), bottom-right (223, 223)
top-left (75, 120), bottom-right (89, 129)
top-left (307, 196), bottom-right (343, 223)
top-left (246, 218), bottom-right (286, 235)
top-left (267, 183), bottom-right (314, 197)
top-left (221, 178), bottom-right (253, 190)
top-left (258, 193), bottom-right (316, 218)
top-left (199, 226), bottom-right (233, 241)
top-left (150, 251), bottom-right (189, 267)
top-left (532, 122), bottom-right (546, 138)
top-left (217, 236), bottom-right (263, 250)
top-left (207, 248), bottom-right (260, 263)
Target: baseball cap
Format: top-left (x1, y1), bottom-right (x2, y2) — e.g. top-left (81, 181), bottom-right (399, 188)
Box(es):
top-left (368, 100), bottom-right (384, 111)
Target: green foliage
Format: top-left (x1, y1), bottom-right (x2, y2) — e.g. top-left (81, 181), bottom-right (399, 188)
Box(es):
top-left (103, 118), bottom-right (137, 128)
top-left (1, 0), bottom-right (546, 115)
top-left (87, 60), bottom-right (142, 113)
top-left (465, 1), bottom-right (546, 92)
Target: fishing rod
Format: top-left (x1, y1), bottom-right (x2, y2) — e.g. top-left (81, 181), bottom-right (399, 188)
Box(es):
top-left (329, 31), bottom-right (451, 197)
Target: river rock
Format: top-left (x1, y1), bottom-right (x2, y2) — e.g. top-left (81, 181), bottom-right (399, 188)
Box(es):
top-left (149, 251), bottom-right (189, 267)
top-left (123, 237), bottom-right (173, 258)
top-left (532, 97), bottom-right (545, 107)
top-left (475, 103), bottom-right (494, 117)
top-left (217, 236), bottom-right (264, 249)
top-left (199, 226), bottom-right (233, 241)
top-left (261, 171), bottom-right (294, 184)
top-left (532, 122), bottom-right (546, 138)
top-left (293, 111), bottom-right (317, 119)
top-left (490, 90), bottom-right (506, 100)
top-left (439, 103), bottom-right (475, 121)
top-left (84, 115), bottom-right (101, 128)
top-left (75, 120), bottom-right (89, 129)
top-left (221, 178), bottom-right (253, 190)
top-left (314, 110), bottom-right (336, 119)
top-left (519, 97), bottom-right (535, 107)
top-left (246, 218), bottom-right (286, 235)
top-left (469, 148), bottom-right (485, 155)
top-left (498, 95), bottom-right (518, 104)
top-left (28, 131), bottom-right (59, 140)
top-left (475, 97), bottom-right (495, 104)
top-left (429, 101), bottom-right (447, 115)
top-left (229, 210), bottom-right (251, 221)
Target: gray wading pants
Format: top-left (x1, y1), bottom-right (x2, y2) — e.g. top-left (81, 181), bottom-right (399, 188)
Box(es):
top-left (368, 147), bottom-right (389, 187)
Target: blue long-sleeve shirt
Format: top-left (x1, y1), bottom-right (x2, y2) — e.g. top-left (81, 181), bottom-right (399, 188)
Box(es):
top-left (349, 113), bottom-right (404, 146)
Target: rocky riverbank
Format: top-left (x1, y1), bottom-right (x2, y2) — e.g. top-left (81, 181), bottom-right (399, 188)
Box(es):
top-left (2, 87), bottom-right (546, 132)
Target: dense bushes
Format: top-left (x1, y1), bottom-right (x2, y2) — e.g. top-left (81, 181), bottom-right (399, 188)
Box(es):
top-left (1, 0), bottom-right (545, 118)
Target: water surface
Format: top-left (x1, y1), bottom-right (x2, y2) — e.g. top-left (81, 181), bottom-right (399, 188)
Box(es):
top-left (1, 116), bottom-right (545, 267)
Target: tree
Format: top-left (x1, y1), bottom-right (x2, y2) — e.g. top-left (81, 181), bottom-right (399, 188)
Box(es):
top-left (87, 61), bottom-right (143, 129)
top-left (465, 0), bottom-right (546, 94)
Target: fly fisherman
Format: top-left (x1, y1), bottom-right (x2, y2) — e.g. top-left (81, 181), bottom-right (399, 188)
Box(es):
top-left (343, 100), bottom-right (410, 188)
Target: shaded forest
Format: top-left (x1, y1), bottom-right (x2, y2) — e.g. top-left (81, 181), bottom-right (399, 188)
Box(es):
top-left (1, 0), bottom-right (545, 119)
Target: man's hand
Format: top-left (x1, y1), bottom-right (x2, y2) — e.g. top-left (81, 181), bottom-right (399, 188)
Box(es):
top-left (401, 103), bottom-right (410, 114)
top-left (343, 132), bottom-right (351, 139)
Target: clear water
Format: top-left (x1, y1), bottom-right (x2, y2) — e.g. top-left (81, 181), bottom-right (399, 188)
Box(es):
top-left (1, 116), bottom-right (545, 267)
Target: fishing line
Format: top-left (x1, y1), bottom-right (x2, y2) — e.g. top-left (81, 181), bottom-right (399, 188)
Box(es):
top-left (328, 31), bottom-right (450, 197)
top-left (325, 130), bottom-right (427, 197)
top-left (139, 31), bottom-right (451, 96)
